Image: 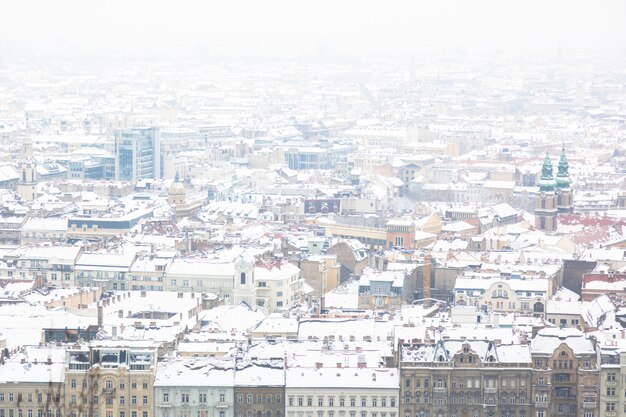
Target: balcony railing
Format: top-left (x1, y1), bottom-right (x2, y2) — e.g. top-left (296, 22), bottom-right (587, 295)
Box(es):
top-left (484, 388), bottom-right (497, 394)
top-left (582, 402), bottom-right (596, 409)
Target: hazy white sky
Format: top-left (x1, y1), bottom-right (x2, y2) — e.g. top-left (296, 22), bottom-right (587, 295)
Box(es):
top-left (1, 0), bottom-right (625, 62)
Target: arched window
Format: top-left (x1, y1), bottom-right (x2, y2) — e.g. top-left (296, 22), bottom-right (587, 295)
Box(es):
top-left (414, 392), bottom-right (420, 404)
top-left (257, 411), bottom-right (262, 417)
top-left (256, 394), bottom-right (262, 404)
top-left (247, 412), bottom-right (253, 417)
top-left (240, 272), bottom-right (246, 285)
top-left (247, 394), bottom-right (253, 404)
top-left (266, 412), bottom-right (272, 417)
top-left (266, 394), bottom-right (273, 404)
top-left (238, 412), bottom-right (244, 417)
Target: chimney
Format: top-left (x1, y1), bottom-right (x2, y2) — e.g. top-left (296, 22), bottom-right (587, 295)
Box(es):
top-left (97, 305), bottom-right (103, 327)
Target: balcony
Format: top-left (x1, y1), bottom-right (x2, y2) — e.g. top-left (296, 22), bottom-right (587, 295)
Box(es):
top-left (159, 403), bottom-right (172, 408)
top-left (216, 402), bottom-right (229, 409)
top-left (605, 380), bottom-right (617, 387)
top-left (432, 387), bottom-right (447, 394)
top-left (484, 388), bottom-right (497, 394)
top-left (553, 394), bottom-right (576, 400)
top-left (535, 402), bottom-right (548, 408)
top-left (103, 387), bottom-right (115, 395)
top-left (582, 402), bottom-right (596, 409)
top-left (605, 412), bottom-right (617, 417)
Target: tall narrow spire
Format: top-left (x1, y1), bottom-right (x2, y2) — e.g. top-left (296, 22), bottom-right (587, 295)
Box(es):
top-left (23, 112), bottom-right (33, 160)
top-left (556, 143), bottom-right (571, 188)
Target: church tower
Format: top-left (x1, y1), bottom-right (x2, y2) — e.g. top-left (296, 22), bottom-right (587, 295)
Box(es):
top-left (232, 255), bottom-right (256, 307)
top-left (17, 135), bottom-right (38, 202)
top-left (555, 144), bottom-right (573, 213)
top-left (535, 153), bottom-right (558, 232)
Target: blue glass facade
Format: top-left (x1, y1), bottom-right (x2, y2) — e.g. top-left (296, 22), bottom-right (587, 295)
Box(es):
top-left (114, 127), bottom-right (161, 181)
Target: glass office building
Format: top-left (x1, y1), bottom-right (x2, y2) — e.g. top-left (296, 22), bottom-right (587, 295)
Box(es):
top-left (114, 127), bottom-right (161, 181)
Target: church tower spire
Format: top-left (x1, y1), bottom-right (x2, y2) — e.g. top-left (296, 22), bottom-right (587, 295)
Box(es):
top-left (17, 113), bottom-right (38, 202)
top-left (535, 152), bottom-right (558, 232)
top-left (556, 143), bottom-right (571, 188)
top-left (538, 152), bottom-right (556, 192)
top-left (555, 143), bottom-right (573, 213)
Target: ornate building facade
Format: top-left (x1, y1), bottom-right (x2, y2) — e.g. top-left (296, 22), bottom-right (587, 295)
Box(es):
top-left (400, 339), bottom-right (533, 417)
top-left (530, 328), bottom-right (599, 417)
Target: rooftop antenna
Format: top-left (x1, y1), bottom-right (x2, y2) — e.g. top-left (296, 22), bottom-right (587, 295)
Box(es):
top-left (24, 112), bottom-right (33, 159)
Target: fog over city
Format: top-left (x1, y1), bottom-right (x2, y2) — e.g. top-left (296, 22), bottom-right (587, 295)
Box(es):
top-left (1, 2), bottom-right (626, 417)
top-left (2, 1), bottom-right (626, 62)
